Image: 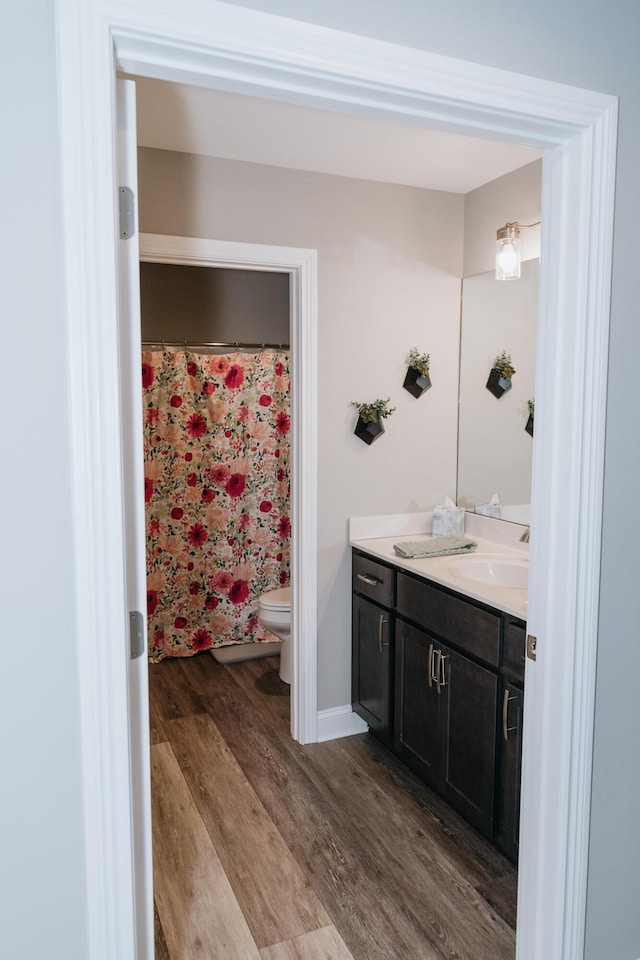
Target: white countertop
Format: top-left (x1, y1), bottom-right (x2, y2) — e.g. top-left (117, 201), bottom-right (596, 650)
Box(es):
top-left (349, 513), bottom-right (529, 620)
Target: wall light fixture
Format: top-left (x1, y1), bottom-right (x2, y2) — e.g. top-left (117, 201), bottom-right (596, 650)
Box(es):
top-left (495, 221), bottom-right (541, 280)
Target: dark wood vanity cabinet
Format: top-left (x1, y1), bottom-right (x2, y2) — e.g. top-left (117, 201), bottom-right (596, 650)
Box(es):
top-left (351, 555), bottom-right (395, 745)
top-left (352, 549), bottom-right (527, 858)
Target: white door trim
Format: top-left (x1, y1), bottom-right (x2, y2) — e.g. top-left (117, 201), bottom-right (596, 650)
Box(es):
top-left (55, 2), bottom-right (617, 959)
top-left (117, 81), bottom-right (154, 960)
top-left (138, 233), bottom-right (318, 746)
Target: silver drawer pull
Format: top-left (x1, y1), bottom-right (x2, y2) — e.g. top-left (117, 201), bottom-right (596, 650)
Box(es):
top-left (357, 572), bottom-right (382, 586)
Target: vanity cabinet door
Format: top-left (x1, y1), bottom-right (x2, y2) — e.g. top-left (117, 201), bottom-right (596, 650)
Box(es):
top-left (394, 620), bottom-right (440, 788)
top-left (437, 645), bottom-right (498, 838)
top-left (495, 679), bottom-right (524, 862)
top-left (352, 595), bottom-right (394, 744)
top-left (395, 622), bottom-right (498, 836)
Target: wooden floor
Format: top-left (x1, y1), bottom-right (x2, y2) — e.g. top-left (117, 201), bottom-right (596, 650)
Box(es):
top-left (149, 654), bottom-right (517, 960)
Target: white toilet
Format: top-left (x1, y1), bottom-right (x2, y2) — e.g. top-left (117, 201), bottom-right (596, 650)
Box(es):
top-left (257, 586), bottom-right (292, 684)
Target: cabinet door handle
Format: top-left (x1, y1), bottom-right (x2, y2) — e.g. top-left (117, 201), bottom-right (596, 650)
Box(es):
top-left (427, 643), bottom-right (435, 688)
top-left (502, 688), bottom-right (517, 741)
top-left (502, 688), bottom-right (510, 740)
top-left (357, 573), bottom-right (381, 586)
top-left (434, 649), bottom-right (443, 694)
top-left (438, 653), bottom-right (447, 691)
top-left (378, 614), bottom-right (388, 653)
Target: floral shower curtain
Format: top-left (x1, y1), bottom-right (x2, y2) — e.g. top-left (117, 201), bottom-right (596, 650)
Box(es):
top-left (142, 348), bottom-right (291, 661)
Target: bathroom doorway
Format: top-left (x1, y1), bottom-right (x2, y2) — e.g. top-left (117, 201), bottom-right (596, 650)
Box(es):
top-left (138, 233), bottom-right (318, 743)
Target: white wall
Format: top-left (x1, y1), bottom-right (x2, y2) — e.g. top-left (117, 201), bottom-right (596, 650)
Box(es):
top-left (0, 2), bottom-right (88, 958)
top-left (137, 147), bottom-right (464, 710)
top-left (7, 2), bottom-right (640, 958)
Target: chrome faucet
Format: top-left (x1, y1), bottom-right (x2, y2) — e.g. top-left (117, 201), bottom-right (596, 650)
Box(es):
top-left (519, 528), bottom-right (530, 543)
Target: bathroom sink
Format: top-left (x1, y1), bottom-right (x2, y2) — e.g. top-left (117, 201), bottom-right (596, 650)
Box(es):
top-left (445, 555), bottom-right (529, 589)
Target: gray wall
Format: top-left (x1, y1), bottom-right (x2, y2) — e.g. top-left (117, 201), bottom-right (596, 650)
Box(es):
top-left (140, 263), bottom-right (290, 344)
top-left (6, 2), bottom-right (640, 958)
top-left (0, 2), bottom-right (88, 958)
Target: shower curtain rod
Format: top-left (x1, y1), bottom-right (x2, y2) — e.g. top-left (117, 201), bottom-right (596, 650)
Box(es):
top-left (141, 339), bottom-right (289, 351)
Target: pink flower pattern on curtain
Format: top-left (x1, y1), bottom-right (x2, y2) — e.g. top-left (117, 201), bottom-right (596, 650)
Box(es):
top-left (142, 348), bottom-right (291, 661)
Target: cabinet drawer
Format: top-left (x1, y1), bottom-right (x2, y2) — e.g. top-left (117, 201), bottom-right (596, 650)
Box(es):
top-left (503, 617), bottom-right (526, 683)
top-left (353, 553), bottom-right (394, 607)
top-left (396, 572), bottom-right (500, 667)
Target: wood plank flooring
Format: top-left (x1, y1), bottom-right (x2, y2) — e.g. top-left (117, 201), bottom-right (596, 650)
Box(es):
top-left (149, 654), bottom-right (517, 960)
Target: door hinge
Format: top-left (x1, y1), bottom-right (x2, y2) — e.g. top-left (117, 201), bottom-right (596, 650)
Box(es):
top-left (129, 610), bottom-right (145, 660)
top-left (119, 185), bottom-right (136, 240)
top-left (526, 633), bottom-right (537, 661)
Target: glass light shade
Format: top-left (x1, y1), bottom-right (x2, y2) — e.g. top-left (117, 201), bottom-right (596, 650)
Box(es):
top-left (495, 223), bottom-right (522, 280)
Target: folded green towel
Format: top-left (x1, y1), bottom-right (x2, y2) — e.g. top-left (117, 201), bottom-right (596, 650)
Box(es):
top-left (393, 535), bottom-right (477, 559)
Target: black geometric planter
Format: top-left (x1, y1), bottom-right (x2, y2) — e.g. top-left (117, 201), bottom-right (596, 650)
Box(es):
top-left (354, 415), bottom-right (385, 445)
top-left (525, 414), bottom-right (534, 437)
top-left (403, 366), bottom-right (432, 398)
top-left (486, 367), bottom-right (512, 399)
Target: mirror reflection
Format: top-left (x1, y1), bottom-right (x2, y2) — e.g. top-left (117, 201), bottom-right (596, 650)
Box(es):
top-left (457, 258), bottom-right (539, 524)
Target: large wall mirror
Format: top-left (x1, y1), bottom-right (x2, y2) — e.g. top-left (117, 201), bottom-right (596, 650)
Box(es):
top-left (457, 258), bottom-right (539, 524)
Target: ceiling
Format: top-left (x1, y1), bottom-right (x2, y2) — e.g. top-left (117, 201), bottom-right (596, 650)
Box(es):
top-left (133, 77), bottom-right (542, 195)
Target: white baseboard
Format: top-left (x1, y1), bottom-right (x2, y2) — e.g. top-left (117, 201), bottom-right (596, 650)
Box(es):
top-left (316, 705), bottom-right (368, 742)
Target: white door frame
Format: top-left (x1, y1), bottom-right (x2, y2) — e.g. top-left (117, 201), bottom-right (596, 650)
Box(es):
top-left (138, 233), bottom-right (318, 745)
top-left (55, 2), bottom-right (617, 959)
top-left (117, 80), bottom-right (154, 960)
